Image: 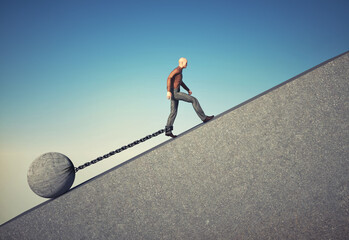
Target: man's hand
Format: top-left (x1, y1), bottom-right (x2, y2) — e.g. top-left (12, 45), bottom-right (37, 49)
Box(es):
top-left (188, 90), bottom-right (192, 95)
top-left (167, 91), bottom-right (172, 99)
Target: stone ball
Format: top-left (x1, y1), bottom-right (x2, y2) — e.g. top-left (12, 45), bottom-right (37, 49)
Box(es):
top-left (27, 152), bottom-right (75, 198)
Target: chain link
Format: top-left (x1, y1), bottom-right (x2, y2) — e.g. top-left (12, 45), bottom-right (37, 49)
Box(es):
top-left (75, 129), bottom-right (165, 172)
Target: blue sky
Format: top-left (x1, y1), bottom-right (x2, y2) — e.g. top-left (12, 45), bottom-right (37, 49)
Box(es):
top-left (0, 0), bottom-right (348, 225)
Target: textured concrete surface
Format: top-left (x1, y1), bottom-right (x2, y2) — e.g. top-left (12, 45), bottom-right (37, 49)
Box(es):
top-left (1, 51), bottom-right (348, 239)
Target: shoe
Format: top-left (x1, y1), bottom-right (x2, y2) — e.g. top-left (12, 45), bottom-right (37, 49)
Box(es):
top-left (165, 132), bottom-right (177, 138)
top-left (203, 115), bottom-right (214, 123)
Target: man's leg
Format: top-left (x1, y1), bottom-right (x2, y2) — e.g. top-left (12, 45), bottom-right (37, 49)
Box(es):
top-left (165, 97), bottom-right (179, 135)
top-left (173, 91), bottom-right (207, 121)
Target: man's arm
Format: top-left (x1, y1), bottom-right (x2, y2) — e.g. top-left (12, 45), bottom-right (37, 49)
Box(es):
top-left (181, 81), bottom-right (190, 92)
top-left (167, 68), bottom-right (179, 99)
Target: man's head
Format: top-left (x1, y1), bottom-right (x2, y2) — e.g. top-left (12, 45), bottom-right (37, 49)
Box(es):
top-left (179, 57), bottom-right (188, 69)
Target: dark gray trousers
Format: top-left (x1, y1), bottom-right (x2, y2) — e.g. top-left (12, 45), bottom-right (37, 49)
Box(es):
top-left (166, 88), bottom-right (206, 132)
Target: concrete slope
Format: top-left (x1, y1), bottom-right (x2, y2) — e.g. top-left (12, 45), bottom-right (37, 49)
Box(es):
top-left (1, 51), bottom-right (348, 239)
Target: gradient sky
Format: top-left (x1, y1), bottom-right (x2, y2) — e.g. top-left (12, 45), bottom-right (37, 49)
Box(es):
top-left (1, 0), bottom-right (348, 225)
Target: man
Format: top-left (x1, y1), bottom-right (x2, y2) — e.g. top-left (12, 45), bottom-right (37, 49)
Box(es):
top-left (165, 57), bottom-right (214, 138)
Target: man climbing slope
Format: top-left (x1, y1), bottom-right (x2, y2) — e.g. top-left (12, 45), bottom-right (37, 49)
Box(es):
top-left (165, 57), bottom-right (214, 138)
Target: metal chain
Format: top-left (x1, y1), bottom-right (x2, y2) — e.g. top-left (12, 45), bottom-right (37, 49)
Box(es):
top-left (75, 129), bottom-right (165, 173)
